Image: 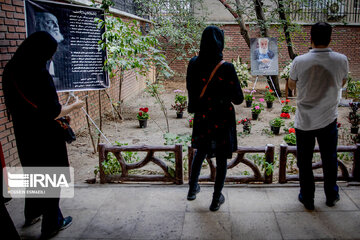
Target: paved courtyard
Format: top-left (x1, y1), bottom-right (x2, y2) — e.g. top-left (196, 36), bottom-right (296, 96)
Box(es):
top-left (5, 183), bottom-right (360, 240)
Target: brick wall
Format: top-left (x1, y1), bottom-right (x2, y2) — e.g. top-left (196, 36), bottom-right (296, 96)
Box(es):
top-left (168, 24), bottom-right (360, 80)
top-left (0, 1), bottom-right (153, 166)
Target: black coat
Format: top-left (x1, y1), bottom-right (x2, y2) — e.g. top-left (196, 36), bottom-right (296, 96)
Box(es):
top-left (187, 57), bottom-right (243, 158)
top-left (3, 32), bottom-right (68, 167)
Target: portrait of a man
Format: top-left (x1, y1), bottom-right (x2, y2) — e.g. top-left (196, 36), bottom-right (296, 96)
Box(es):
top-left (251, 37), bottom-right (278, 76)
top-left (35, 12), bottom-right (64, 43)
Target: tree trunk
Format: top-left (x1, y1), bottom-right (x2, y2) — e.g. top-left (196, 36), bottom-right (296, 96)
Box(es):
top-left (278, 0), bottom-right (297, 60)
top-left (218, 0), bottom-right (251, 48)
top-left (253, 0), bottom-right (282, 96)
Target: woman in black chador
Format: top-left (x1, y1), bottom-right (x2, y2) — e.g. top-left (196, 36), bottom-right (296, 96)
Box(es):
top-left (3, 31), bottom-right (83, 239)
top-left (186, 26), bottom-right (243, 211)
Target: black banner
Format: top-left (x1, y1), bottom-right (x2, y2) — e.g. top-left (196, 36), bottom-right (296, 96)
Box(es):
top-left (25, 0), bottom-right (109, 92)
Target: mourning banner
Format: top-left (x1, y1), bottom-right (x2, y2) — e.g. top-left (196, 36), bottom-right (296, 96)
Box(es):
top-left (25, 0), bottom-right (109, 92)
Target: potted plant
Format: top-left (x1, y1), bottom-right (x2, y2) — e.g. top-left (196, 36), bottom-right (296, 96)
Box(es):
top-left (284, 128), bottom-right (296, 145)
top-left (244, 89), bottom-right (256, 107)
top-left (137, 107), bottom-right (149, 128)
top-left (348, 113), bottom-right (360, 134)
top-left (251, 102), bottom-right (264, 120)
top-left (264, 86), bottom-right (275, 108)
top-left (171, 89), bottom-right (187, 118)
top-left (269, 117), bottom-right (285, 135)
top-left (280, 112), bottom-right (291, 119)
top-left (238, 118), bottom-right (252, 134)
top-left (188, 117), bottom-right (194, 128)
top-left (281, 99), bottom-right (292, 113)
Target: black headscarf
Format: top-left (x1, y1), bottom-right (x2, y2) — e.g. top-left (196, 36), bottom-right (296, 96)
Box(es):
top-left (3, 31), bottom-right (58, 118)
top-left (8, 31), bottom-right (58, 69)
top-left (197, 26), bottom-right (224, 68)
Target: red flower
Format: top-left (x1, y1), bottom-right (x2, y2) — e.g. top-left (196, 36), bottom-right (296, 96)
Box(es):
top-left (280, 113), bottom-right (290, 119)
top-left (243, 119), bottom-right (247, 122)
top-left (286, 99), bottom-right (290, 103)
top-left (219, 77), bottom-right (223, 81)
top-left (139, 108), bottom-right (143, 111)
top-left (289, 128), bottom-right (295, 134)
top-left (337, 122), bottom-right (341, 128)
top-left (269, 89), bottom-right (273, 93)
top-left (138, 112), bottom-right (143, 116)
top-left (265, 86), bottom-right (269, 89)
top-left (143, 107), bottom-right (149, 113)
top-left (281, 100), bottom-right (285, 103)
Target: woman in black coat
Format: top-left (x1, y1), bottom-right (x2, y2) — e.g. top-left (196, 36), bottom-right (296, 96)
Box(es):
top-left (186, 26), bottom-right (243, 211)
top-left (3, 31), bottom-right (83, 238)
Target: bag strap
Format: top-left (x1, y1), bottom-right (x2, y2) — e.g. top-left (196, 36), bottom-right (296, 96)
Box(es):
top-left (13, 81), bottom-right (38, 109)
top-left (200, 60), bottom-right (225, 98)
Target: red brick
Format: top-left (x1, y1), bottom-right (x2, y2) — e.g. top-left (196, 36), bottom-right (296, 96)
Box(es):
top-left (7, 46), bottom-right (16, 53)
top-left (0, 25), bottom-right (7, 31)
top-left (5, 122), bottom-right (12, 129)
top-left (6, 12), bottom-right (14, 18)
top-left (18, 21), bottom-right (24, 26)
top-left (8, 26), bottom-right (15, 32)
top-left (2, 4), bottom-right (15, 11)
top-left (5, 0), bottom-right (12, 4)
top-left (18, 33), bottom-right (25, 39)
top-left (14, 13), bottom-right (24, 19)
top-left (0, 47), bottom-right (6, 53)
top-left (4, 19), bottom-right (17, 25)
top-left (0, 32), bottom-right (5, 39)
top-left (15, 26), bottom-right (25, 32)
top-left (0, 54), bottom-right (11, 60)
top-left (10, 40), bottom-right (16, 46)
top-left (15, 6), bottom-right (22, 13)
top-left (13, 0), bottom-right (23, 6)
top-left (5, 33), bottom-right (19, 39)
top-left (0, 19), bottom-right (4, 25)
top-left (2, 142), bottom-right (11, 151)
top-left (0, 11), bottom-right (6, 17)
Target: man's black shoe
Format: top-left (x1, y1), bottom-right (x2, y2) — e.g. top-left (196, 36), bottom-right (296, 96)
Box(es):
top-left (326, 194), bottom-right (340, 207)
top-left (298, 193), bottom-right (314, 210)
top-left (209, 193), bottom-right (225, 212)
top-left (187, 184), bottom-right (200, 201)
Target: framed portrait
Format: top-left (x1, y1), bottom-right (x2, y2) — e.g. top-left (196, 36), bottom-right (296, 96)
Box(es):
top-left (250, 37), bottom-right (278, 76)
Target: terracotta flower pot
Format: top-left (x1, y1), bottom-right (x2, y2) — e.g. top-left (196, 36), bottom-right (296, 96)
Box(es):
top-left (246, 100), bottom-right (252, 108)
top-left (139, 119), bottom-right (148, 128)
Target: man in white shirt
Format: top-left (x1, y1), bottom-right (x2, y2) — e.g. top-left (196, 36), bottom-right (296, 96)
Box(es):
top-left (288, 22), bottom-right (349, 210)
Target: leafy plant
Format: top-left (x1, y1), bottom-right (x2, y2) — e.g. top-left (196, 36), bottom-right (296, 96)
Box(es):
top-left (238, 118), bottom-right (252, 127)
top-left (244, 89), bottom-right (256, 101)
top-left (264, 86), bottom-right (275, 102)
top-left (163, 133), bottom-right (191, 171)
top-left (232, 56), bottom-right (252, 88)
top-left (171, 89), bottom-right (187, 113)
top-left (346, 75), bottom-right (360, 101)
top-left (284, 133), bottom-right (297, 145)
top-left (280, 61), bottom-right (292, 79)
top-left (348, 113), bottom-right (360, 127)
top-left (270, 117), bottom-right (285, 127)
top-left (261, 128), bottom-right (275, 137)
top-left (252, 103), bottom-right (264, 114)
top-left (94, 142), bottom-right (139, 177)
top-left (146, 81), bottom-right (169, 133)
top-left (246, 154), bottom-right (274, 176)
top-left (137, 107), bottom-right (150, 120)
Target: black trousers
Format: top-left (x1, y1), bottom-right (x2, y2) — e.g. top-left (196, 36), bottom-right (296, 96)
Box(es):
top-left (189, 149), bottom-right (227, 198)
top-left (295, 120), bottom-right (339, 201)
top-left (25, 196), bottom-right (64, 234)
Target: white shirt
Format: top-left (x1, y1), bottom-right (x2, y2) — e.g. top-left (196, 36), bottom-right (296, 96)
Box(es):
top-left (290, 48), bottom-right (349, 131)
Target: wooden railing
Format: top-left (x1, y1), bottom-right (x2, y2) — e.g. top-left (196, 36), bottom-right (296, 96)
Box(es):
top-left (98, 144), bottom-right (183, 184)
top-left (188, 145), bottom-right (275, 184)
top-left (279, 144), bottom-right (360, 183)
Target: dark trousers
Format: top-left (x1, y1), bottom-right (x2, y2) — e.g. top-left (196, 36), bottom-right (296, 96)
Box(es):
top-left (295, 120), bottom-right (339, 201)
top-left (25, 197), bottom-right (64, 234)
top-left (189, 149), bottom-right (227, 198)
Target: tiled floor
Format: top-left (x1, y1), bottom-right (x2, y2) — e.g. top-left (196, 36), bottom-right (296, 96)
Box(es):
top-left (5, 183), bottom-right (360, 240)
